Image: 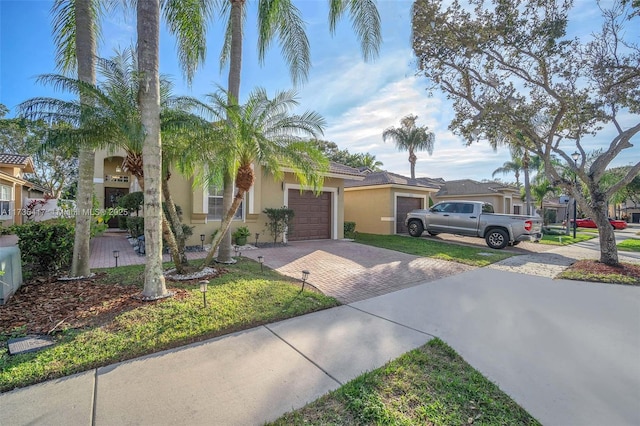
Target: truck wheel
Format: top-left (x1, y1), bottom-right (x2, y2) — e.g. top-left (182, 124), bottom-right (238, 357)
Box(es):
top-left (407, 220), bottom-right (424, 237)
top-left (485, 229), bottom-right (509, 249)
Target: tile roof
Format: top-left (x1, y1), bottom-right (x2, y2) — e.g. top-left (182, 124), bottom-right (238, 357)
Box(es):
top-left (436, 179), bottom-right (518, 196)
top-left (328, 161), bottom-right (365, 178)
top-left (0, 153), bottom-right (30, 166)
top-left (345, 170), bottom-right (443, 189)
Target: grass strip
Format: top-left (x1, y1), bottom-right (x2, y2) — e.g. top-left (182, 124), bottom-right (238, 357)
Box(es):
top-left (354, 233), bottom-right (512, 267)
top-left (0, 260), bottom-right (338, 392)
top-left (617, 238), bottom-right (640, 252)
top-left (270, 338), bottom-right (539, 425)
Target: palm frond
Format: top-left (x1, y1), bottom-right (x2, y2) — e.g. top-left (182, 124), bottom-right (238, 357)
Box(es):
top-left (328, 0), bottom-right (381, 61)
top-left (162, 0), bottom-right (216, 84)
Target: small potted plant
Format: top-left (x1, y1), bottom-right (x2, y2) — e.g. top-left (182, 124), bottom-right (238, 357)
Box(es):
top-left (232, 226), bottom-right (251, 246)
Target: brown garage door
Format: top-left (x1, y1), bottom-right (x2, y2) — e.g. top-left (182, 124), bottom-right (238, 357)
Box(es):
top-left (396, 197), bottom-right (423, 234)
top-left (288, 190), bottom-right (331, 241)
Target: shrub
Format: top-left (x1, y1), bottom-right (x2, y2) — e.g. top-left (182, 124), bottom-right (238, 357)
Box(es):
top-left (117, 191), bottom-right (144, 214)
top-left (263, 207), bottom-right (295, 244)
top-left (126, 216), bottom-right (144, 238)
top-left (344, 221), bottom-right (356, 238)
top-left (12, 219), bottom-right (75, 276)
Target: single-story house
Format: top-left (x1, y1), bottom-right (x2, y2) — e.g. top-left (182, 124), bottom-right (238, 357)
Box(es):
top-left (344, 170), bottom-right (442, 235)
top-left (0, 153), bottom-right (47, 226)
top-left (433, 179), bottom-right (522, 214)
top-left (93, 149), bottom-right (365, 244)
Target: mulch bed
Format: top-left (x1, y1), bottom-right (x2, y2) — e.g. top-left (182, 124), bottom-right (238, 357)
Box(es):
top-left (565, 260), bottom-right (640, 284)
top-left (0, 273), bottom-right (189, 335)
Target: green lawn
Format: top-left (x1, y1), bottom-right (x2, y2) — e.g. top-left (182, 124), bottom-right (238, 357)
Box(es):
top-left (618, 238), bottom-right (640, 252)
top-left (354, 233), bottom-right (513, 267)
top-left (538, 232), bottom-right (595, 246)
top-left (269, 339), bottom-right (539, 426)
top-left (0, 260), bottom-right (338, 392)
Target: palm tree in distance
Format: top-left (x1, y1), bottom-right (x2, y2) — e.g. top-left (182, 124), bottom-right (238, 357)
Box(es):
top-left (382, 114), bottom-right (435, 179)
top-left (192, 87), bottom-right (329, 267)
top-left (492, 145), bottom-right (524, 188)
top-left (358, 152), bottom-right (384, 171)
top-left (214, 0), bottom-right (382, 263)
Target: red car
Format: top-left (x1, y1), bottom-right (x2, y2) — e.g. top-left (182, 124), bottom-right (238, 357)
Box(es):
top-left (573, 218), bottom-right (628, 230)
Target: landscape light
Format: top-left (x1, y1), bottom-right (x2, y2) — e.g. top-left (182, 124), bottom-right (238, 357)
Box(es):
top-left (301, 270), bottom-right (310, 291)
top-left (113, 250), bottom-right (119, 268)
top-left (199, 280), bottom-right (208, 308)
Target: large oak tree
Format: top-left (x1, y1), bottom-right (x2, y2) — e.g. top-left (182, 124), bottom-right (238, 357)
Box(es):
top-left (412, 0), bottom-right (639, 265)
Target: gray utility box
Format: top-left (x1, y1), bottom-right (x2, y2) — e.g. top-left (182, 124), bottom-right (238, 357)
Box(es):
top-left (0, 246), bottom-right (23, 305)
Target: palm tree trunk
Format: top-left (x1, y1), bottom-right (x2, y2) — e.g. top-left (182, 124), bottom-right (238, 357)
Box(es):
top-left (203, 189), bottom-right (245, 267)
top-left (162, 174), bottom-right (189, 268)
top-left (217, 0), bottom-right (245, 264)
top-left (409, 150), bottom-right (416, 179)
top-left (70, 0), bottom-right (96, 278)
top-left (137, 0), bottom-right (168, 299)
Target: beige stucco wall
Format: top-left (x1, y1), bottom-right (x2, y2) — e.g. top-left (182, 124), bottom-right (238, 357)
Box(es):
top-left (344, 187), bottom-right (393, 235)
top-left (344, 187), bottom-right (434, 235)
top-left (94, 149), bottom-right (131, 209)
top-left (171, 164), bottom-right (346, 245)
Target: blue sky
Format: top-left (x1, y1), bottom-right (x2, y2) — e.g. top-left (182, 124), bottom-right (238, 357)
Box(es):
top-left (1, 0), bottom-right (638, 183)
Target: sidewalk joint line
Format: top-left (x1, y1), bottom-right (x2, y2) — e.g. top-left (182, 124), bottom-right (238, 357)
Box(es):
top-left (91, 368), bottom-right (98, 426)
top-left (263, 325), bottom-right (344, 387)
top-left (346, 305), bottom-right (438, 339)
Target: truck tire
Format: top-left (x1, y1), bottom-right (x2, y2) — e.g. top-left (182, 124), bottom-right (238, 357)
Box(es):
top-left (407, 220), bottom-right (424, 237)
top-left (485, 229), bottom-right (509, 249)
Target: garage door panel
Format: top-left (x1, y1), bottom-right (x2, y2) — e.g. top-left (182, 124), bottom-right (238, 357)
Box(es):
top-left (396, 197), bottom-right (423, 234)
top-left (288, 190), bottom-right (331, 241)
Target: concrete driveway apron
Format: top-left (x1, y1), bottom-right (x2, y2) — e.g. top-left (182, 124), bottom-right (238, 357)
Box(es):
top-left (352, 268), bottom-right (640, 426)
top-left (243, 240), bottom-right (475, 304)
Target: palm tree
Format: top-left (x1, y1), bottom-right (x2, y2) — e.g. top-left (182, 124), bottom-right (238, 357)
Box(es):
top-left (136, 0), bottom-right (169, 298)
top-left (51, 0), bottom-right (100, 278)
top-left (382, 114), bottom-right (435, 179)
top-left (214, 0), bottom-right (382, 263)
top-left (50, 0), bottom-right (211, 287)
top-left (530, 179), bottom-right (557, 221)
top-left (492, 145), bottom-right (524, 188)
top-left (358, 152), bottom-right (383, 171)
top-left (195, 87), bottom-right (328, 267)
top-left (20, 50), bottom-right (201, 274)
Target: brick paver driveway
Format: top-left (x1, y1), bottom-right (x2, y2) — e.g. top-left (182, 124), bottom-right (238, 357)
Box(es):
top-left (243, 240), bottom-right (475, 304)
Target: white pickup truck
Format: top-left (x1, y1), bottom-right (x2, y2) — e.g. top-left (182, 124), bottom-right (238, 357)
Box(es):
top-left (405, 200), bottom-right (543, 249)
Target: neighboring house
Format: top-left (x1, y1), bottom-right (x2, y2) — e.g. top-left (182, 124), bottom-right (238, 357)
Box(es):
top-left (433, 179), bottom-right (522, 215)
top-left (0, 153), bottom-right (47, 226)
top-left (93, 149), bottom-right (364, 244)
top-left (344, 170), bottom-right (442, 235)
top-left (540, 197), bottom-right (569, 225)
top-left (610, 200), bottom-right (640, 223)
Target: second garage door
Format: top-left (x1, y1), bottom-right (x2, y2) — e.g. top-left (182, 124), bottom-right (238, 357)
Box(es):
top-left (396, 197), bottom-right (423, 234)
top-left (288, 189), bottom-right (331, 241)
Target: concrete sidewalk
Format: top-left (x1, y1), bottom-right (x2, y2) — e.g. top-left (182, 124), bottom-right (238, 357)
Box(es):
top-left (2, 267), bottom-right (639, 425)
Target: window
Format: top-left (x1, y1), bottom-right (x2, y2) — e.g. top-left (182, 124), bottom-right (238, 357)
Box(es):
top-left (0, 185), bottom-right (12, 217)
top-left (482, 203), bottom-right (495, 214)
top-left (207, 185), bottom-right (243, 221)
top-left (513, 205), bottom-right (521, 215)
